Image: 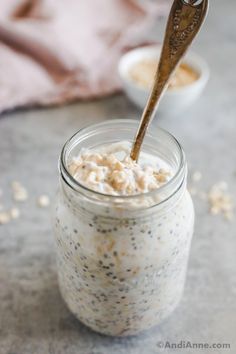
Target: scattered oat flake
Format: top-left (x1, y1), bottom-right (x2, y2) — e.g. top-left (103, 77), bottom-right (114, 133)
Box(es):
top-left (10, 207), bottom-right (20, 219)
top-left (192, 171), bottom-right (202, 182)
top-left (0, 212), bottom-right (11, 225)
top-left (12, 181), bottom-right (28, 202)
top-left (208, 182), bottom-right (234, 221)
top-left (37, 195), bottom-right (50, 208)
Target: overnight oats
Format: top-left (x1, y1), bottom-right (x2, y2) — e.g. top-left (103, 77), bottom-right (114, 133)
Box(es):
top-left (53, 119), bottom-right (194, 336)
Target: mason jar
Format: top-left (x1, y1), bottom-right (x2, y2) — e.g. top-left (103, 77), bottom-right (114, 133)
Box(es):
top-left (53, 119), bottom-right (194, 336)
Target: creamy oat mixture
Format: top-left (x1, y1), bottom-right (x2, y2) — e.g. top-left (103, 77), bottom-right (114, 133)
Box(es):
top-left (128, 59), bottom-right (199, 90)
top-left (55, 183), bottom-right (194, 336)
top-left (69, 142), bottom-right (171, 196)
top-left (54, 141), bottom-right (194, 336)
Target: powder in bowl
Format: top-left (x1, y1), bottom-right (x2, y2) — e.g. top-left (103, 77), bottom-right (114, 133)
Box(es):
top-left (128, 59), bottom-right (199, 90)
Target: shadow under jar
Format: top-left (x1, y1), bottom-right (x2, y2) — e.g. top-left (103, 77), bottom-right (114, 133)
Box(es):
top-left (53, 119), bottom-right (194, 336)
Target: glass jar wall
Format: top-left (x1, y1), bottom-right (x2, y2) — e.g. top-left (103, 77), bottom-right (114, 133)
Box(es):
top-left (53, 119), bottom-right (194, 336)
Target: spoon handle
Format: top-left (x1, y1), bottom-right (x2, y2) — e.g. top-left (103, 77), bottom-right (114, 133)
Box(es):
top-left (130, 0), bottom-right (209, 161)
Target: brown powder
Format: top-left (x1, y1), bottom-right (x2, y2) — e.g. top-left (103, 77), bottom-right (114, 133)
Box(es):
top-left (128, 59), bottom-right (199, 90)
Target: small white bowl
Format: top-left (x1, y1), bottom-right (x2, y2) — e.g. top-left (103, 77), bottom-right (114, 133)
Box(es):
top-left (118, 45), bottom-right (210, 115)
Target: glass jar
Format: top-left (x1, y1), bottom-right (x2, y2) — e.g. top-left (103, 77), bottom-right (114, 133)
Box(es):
top-left (53, 119), bottom-right (194, 336)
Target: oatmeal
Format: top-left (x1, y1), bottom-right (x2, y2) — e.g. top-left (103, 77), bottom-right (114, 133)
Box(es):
top-left (54, 120), bottom-right (194, 336)
top-left (128, 59), bottom-right (199, 90)
top-left (69, 142), bottom-right (171, 196)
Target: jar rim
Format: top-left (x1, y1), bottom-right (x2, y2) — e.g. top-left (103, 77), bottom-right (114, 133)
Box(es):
top-left (59, 119), bottom-right (186, 205)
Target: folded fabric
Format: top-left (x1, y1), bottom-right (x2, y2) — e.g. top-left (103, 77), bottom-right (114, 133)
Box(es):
top-left (0, 0), bottom-right (169, 113)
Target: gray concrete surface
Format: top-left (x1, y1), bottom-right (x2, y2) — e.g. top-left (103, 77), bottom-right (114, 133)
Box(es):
top-left (0, 1), bottom-right (236, 353)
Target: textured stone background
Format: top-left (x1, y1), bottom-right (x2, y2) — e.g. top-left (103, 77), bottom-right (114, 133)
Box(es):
top-left (0, 1), bottom-right (236, 353)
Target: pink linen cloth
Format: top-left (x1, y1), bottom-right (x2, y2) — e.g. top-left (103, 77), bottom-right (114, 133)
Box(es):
top-left (0, 0), bottom-right (168, 113)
